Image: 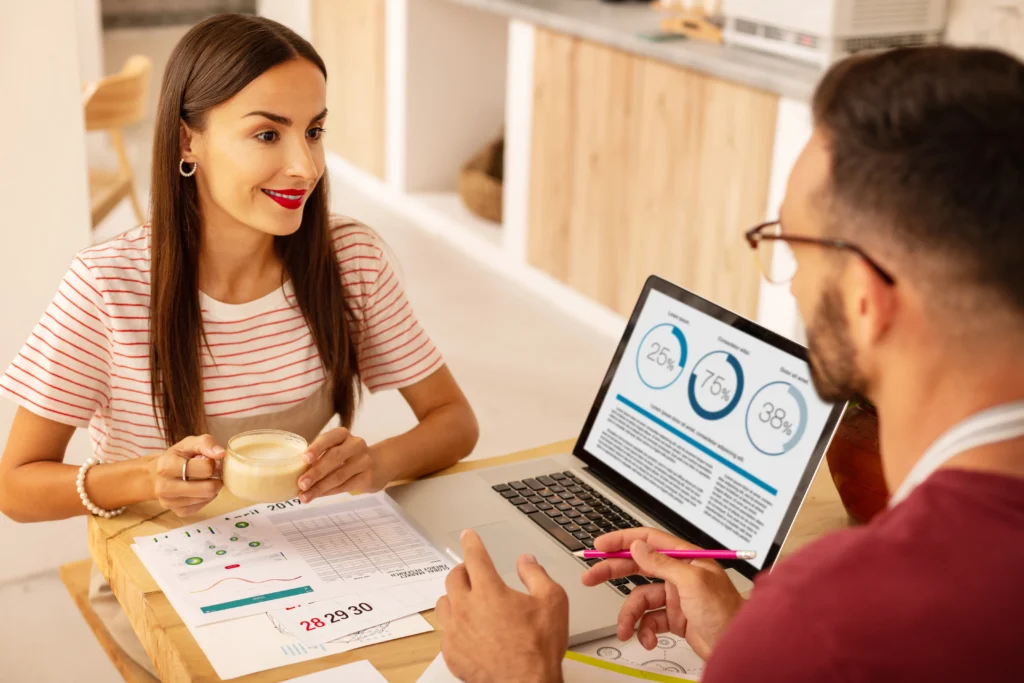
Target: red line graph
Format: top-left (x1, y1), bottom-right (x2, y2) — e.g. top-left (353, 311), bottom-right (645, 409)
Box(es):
top-left (189, 575), bottom-right (302, 594)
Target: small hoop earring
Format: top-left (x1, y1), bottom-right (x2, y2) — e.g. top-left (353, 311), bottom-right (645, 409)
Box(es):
top-left (179, 159), bottom-right (197, 177)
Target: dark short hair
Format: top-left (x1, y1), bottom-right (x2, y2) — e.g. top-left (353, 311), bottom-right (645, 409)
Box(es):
top-left (812, 46), bottom-right (1024, 311)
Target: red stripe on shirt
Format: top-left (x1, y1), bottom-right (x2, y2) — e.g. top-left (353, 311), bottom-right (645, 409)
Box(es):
top-left (368, 356), bottom-right (444, 391)
top-left (201, 340), bottom-right (317, 368)
top-left (0, 384), bottom-right (91, 423)
top-left (204, 364), bottom-right (323, 394)
top-left (1, 374), bottom-right (95, 414)
top-left (24, 339), bottom-right (109, 388)
top-left (204, 376), bottom-right (323, 406)
top-left (362, 347), bottom-right (438, 382)
top-left (360, 328), bottom-right (425, 363)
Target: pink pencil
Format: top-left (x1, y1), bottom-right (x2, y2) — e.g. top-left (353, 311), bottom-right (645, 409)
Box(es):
top-left (575, 549), bottom-right (756, 561)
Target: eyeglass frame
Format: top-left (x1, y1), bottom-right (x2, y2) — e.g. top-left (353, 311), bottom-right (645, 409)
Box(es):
top-left (744, 220), bottom-right (896, 286)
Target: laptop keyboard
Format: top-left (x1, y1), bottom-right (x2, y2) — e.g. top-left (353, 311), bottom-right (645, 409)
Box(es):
top-left (492, 471), bottom-right (663, 596)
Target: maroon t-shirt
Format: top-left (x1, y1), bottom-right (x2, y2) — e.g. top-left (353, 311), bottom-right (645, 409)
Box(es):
top-left (703, 469), bottom-right (1024, 683)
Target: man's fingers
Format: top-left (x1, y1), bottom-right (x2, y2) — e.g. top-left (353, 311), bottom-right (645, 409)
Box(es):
top-left (173, 434), bottom-right (227, 460)
top-left (516, 554), bottom-right (561, 600)
top-left (580, 558), bottom-right (640, 586)
top-left (593, 528), bottom-right (700, 553)
top-left (460, 529), bottom-right (503, 592)
top-left (445, 563), bottom-right (470, 597)
top-left (629, 540), bottom-right (694, 586)
top-left (664, 581), bottom-right (688, 635)
top-left (616, 583), bottom-right (667, 641)
top-left (302, 428), bottom-right (352, 465)
top-left (434, 595), bottom-right (450, 626)
top-left (636, 610), bottom-right (671, 650)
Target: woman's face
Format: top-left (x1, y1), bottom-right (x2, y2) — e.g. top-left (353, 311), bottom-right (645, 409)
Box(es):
top-left (182, 58), bottom-right (327, 237)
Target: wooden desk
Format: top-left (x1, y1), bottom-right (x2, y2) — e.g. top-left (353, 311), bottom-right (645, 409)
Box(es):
top-left (88, 439), bottom-right (849, 682)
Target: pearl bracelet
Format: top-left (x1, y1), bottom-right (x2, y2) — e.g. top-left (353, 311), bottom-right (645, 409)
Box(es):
top-left (77, 457), bottom-right (127, 519)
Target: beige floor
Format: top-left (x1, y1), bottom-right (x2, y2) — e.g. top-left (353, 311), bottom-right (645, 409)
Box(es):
top-left (0, 38), bottom-right (620, 683)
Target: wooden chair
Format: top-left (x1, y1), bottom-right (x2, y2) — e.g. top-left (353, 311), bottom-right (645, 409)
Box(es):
top-left (60, 559), bottom-right (159, 683)
top-left (82, 55), bottom-right (153, 228)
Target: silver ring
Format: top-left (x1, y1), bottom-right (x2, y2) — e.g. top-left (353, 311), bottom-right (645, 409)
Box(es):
top-left (182, 457), bottom-right (190, 482)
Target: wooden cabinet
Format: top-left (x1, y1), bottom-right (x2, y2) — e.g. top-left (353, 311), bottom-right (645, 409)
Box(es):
top-left (311, 0), bottom-right (387, 179)
top-left (527, 29), bottom-right (778, 318)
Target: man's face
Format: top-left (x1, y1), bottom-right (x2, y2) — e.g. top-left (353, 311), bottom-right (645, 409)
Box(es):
top-left (781, 130), bottom-right (869, 403)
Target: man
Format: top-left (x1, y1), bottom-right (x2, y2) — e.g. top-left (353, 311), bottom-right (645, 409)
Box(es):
top-left (434, 45), bottom-right (1024, 682)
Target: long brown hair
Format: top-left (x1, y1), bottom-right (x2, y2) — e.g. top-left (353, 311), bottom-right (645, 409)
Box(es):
top-left (149, 14), bottom-right (360, 444)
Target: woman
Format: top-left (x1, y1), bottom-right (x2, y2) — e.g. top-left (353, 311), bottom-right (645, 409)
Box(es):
top-left (0, 13), bottom-right (478, 676)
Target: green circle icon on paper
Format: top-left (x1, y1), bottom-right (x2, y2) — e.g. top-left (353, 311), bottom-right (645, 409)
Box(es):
top-left (216, 550), bottom-right (227, 556)
top-left (230, 536), bottom-right (239, 541)
top-left (248, 541), bottom-right (261, 548)
top-left (235, 521), bottom-right (249, 528)
top-left (185, 557), bottom-right (203, 566)
top-left (209, 545), bottom-right (216, 549)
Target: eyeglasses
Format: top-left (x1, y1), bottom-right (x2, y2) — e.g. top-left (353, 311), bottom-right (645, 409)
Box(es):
top-left (744, 220), bottom-right (896, 286)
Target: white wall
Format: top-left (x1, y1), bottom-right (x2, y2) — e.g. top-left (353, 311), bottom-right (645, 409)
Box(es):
top-left (399, 0), bottom-right (508, 192)
top-left (946, 0), bottom-right (1024, 58)
top-left (75, 0), bottom-right (104, 83)
top-left (257, 0), bottom-right (313, 42)
top-left (755, 97), bottom-right (812, 343)
top-left (0, 0), bottom-right (94, 582)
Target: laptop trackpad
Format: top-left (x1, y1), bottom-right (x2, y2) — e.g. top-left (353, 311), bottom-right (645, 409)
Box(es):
top-left (447, 522), bottom-right (563, 589)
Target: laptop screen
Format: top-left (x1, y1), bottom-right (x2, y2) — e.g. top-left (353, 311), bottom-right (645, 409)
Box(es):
top-left (575, 277), bottom-right (845, 575)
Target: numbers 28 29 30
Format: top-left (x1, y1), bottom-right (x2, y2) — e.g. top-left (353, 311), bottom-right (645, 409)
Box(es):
top-left (301, 603), bottom-right (374, 631)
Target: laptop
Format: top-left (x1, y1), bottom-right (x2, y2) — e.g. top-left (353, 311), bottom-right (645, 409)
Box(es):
top-left (387, 276), bottom-right (846, 644)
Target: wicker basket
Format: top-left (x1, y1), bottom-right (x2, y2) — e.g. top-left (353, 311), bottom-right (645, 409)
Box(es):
top-left (458, 138), bottom-right (504, 223)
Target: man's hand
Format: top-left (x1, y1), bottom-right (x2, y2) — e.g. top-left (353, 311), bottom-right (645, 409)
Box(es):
top-left (435, 530), bottom-right (569, 683)
top-left (581, 528), bottom-right (744, 660)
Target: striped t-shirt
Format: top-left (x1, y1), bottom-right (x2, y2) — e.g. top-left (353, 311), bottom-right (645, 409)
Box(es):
top-left (0, 219), bottom-right (443, 462)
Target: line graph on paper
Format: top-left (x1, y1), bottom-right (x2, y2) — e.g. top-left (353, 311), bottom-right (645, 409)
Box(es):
top-left (189, 575), bottom-right (302, 594)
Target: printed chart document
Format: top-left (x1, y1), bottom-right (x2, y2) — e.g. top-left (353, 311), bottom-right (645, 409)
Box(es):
top-left (271, 578), bottom-right (446, 647)
top-left (132, 492), bottom-right (452, 678)
top-left (193, 610), bottom-right (432, 680)
top-left (572, 632), bottom-right (703, 681)
top-left (133, 516), bottom-right (338, 627)
top-left (418, 632), bottom-right (701, 683)
top-left (261, 494), bottom-right (452, 593)
top-left (133, 493), bottom-right (452, 628)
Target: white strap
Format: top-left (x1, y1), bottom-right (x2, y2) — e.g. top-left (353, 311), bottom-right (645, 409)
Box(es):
top-left (890, 401), bottom-right (1024, 506)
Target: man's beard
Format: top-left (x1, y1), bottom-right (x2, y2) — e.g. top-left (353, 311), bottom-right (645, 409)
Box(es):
top-left (806, 284), bottom-right (868, 403)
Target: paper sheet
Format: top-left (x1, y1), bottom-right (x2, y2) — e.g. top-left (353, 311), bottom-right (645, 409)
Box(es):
top-left (270, 576), bottom-right (446, 647)
top-left (417, 632), bottom-right (703, 683)
top-left (133, 517), bottom-right (340, 627)
top-left (263, 494), bottom-right (452, 592)
top-left (193, 610), bottom-right (432, 680)
top-left (133, 493), bottom-right (452, 628)
top-left (282, 659), bottom-right (387, 682)
top-left (572, 632), bottom-right (703, 681)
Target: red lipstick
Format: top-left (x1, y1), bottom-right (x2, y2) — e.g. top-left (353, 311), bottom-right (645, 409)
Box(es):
top-left (262, 188), bottom-right (307, 210)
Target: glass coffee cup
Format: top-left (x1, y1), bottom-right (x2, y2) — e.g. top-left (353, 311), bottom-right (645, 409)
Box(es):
top-left (222, 429), bottom-right (309, 503)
